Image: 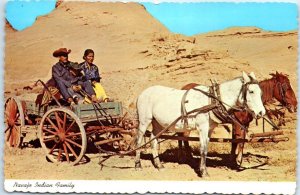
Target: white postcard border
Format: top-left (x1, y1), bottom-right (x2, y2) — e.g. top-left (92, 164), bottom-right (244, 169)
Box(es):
top-left (4, 180), bottom-right (297, 194)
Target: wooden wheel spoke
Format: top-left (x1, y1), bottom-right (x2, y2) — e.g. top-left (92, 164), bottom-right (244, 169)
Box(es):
top-left (46, 117), bottom-right (60, 132)
top-left (48, 142), bottom-right (59, 155)
top-left (43, 127), bottom-right (58, 135)
top-left (14, 122), bottom-right (21, 126)
top-left (54, 112), bottom-right (63, 130)
top-left (65, 120), bottom-right (76, 134)
top-left (14, 113), bottom-right (20, 122)
top-left (9, 100), bottom-right (17, 116)
top-left (40, 108), bottom-right (86, 164)
top-left (6, 128), bottom-right (12, 142)
top-left (63, 143), bottom-right (70, 163)
top-left (63, 112), bottom-right (67, 130)
top-left (43, 135), bottom-right (56, 143)
top-left (65, 142), bottom-right (78, 158)
top-left (10, 108), bottom-right (17, 120)
top-left (58, 147), bottom-right (62, 162)
top-left (13, 125), bottom-right (20, 136)
top-left (5, 126), bottom-right (11, 133)
top-left (9, 126), bottom-right (15, 146)
top-left (4, 98), bottom-right (24, 148)
top-left (65, 138), bottom-right (82, 148)
top-left (65, 132), bottom-right (82, 138)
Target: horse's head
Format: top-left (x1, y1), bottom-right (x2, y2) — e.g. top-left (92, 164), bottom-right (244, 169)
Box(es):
top-left (270, 71), bottom-right (297, 112)
top-left (238, 72), bottom-right (266, 118)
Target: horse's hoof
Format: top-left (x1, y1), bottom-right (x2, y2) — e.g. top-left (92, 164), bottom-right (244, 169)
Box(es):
top-left (178, 157), bottom-right (186, 164)
top-left (157, 164), bottom-right (165, 171)
top-left (135, 161), bottom-right (142, 170)
top-left (201, 171), bottom-right (210, 178)
top-left (199, 169), bottom-right (210, 178)
top-left (135, 167), bottom-right (142, 171)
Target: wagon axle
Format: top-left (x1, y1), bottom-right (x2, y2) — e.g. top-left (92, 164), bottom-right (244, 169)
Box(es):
top-left (54, 133), bottom-right (64, 143)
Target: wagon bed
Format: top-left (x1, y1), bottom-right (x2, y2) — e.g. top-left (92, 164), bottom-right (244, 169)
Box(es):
top-left (24, 100), bottom-right (123, 122)
top-left (5, 96), bottom-right (135, 165)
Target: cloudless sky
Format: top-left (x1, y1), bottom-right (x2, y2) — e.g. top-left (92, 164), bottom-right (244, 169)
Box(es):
top-left (5, 1), bottom-right (298, 36)
top-left (6, 0), bottom-right (56, 31)
top-left (142, 2), bottom-right (298, 35)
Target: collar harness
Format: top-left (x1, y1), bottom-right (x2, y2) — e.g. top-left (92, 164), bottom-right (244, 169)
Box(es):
top-left (180, 78), bottom-right (259, 130)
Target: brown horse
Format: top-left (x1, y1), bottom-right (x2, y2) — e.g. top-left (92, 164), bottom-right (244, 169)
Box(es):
top-left (180, 71), bottom-right (297, 167)
top-left (231, 72), bottom-right (297, 166)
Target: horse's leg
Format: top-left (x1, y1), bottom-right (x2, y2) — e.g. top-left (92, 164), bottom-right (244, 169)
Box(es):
top-left (183, 131), bottom-right (191, 155)
top-left (178, 133), bottom-right (183, 150)
top-left (177, 132), bottom-right (185, 163)
top-left (135, 119), bottom-right (151, 170)
top-left (231, 122), bottom-right (239, 167)
top-left (150, 133), bottom-right (164, 170)
top-left (179, 131), bottom-right (192, 163)
top-left (197, 115), bottom-right (210, 177)
top-left (236, 128), bottom-right (246, 166)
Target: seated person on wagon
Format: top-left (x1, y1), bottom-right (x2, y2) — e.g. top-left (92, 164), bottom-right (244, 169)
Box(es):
top-left (52, 48), bottom-right (98, 104)
top-left (80, 49), bottom-right (111, 102)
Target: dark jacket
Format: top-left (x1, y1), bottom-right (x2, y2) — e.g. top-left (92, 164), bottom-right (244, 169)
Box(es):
top-left (52, 61), bottom-right (79, 88)
top-left (80, 62), bottom-right (101, 83)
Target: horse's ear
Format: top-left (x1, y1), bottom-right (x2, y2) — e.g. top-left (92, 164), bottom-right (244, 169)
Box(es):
top-left (249, 72), bottom-right (257, 80)
top-left (242, 71), bottom-right (250, 82)
top-left (270, 73), bottom-right (276, 77)
top-left (276, 71), bottom-right (279, 75)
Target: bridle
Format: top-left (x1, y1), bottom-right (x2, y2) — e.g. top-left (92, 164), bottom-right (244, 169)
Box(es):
top-left (238, 78), bottom-right (260, 113)
top-left (276, 80), bottom-right (289, 107)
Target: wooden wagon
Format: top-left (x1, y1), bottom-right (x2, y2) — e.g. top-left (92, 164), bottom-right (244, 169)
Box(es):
top-left (4, 96), bottom-right (136, 165)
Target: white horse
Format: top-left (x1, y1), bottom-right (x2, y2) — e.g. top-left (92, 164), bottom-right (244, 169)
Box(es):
top-left (135, 71), bottom-right (266, 177)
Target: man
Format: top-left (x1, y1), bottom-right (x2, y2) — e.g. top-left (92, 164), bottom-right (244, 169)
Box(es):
top-left (52, 48), bottom-right (97, 104)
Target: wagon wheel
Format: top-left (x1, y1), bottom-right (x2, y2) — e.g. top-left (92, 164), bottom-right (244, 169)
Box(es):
top-left (94, 117), bottom-right (137, 153)
top-left (113, 117), bottom-right (137, 151)
top-left (39, 107), bottom-right (87, 165)
top-left (4, 97), bottom-right (25, 148)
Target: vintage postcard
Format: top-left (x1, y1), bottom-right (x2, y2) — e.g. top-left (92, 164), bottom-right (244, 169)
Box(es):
top-left (3, 0), bottom-right (298, 194)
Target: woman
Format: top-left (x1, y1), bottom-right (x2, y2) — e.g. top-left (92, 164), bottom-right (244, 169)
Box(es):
top-left (80, 49), bottom-right (109, 102)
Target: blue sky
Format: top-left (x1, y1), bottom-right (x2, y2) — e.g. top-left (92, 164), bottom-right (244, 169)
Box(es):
top-left (142, 2), bottom-right (298, 35)
top-left (5, 1), bottom-right (298, 35)
top-left (6, 0), bottom-right (56, 31)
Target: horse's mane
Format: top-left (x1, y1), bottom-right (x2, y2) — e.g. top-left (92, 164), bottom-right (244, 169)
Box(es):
top-left (260, 72), bottom-right (291, 104)
top-left (259, 78), bottom-right (275, 104)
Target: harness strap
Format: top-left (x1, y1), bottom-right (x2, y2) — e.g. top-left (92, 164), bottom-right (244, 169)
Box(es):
top-left (277, 82), bottom-right (287, 106)
top-left (181, 83), bottom-right (249, 130)
top-left (121, 103), bottom-right (219, 156)
top-left (181, 89), bottom-right (190, 129)
top-left (210, 83), bottom-right (232, 123)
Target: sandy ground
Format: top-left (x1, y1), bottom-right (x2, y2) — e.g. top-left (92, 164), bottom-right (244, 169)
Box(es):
top-left (4, 1), bottom-right (297, 182)
top-left (4, 115), bottom-right (297, 181)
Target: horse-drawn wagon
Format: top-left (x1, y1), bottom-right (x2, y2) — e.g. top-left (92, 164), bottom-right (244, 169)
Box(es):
top-left (4, 71), bottom-right (296, 177)
top-left (4, 89), bottom-right (136, 165)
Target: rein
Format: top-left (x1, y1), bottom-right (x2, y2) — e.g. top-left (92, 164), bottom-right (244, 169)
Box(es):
top-left (98, 80), bottom-right (254, 157)
top-left (104, 104), bottom-right (220, 157)
top-left (260, 77), bottom-right (289, 106)
top-left (100, 78), bottom-right (261, 158)
top-left (186, 85), bottom-right (249, 131)
top-left (276, 81), bottom-right (288, 106)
